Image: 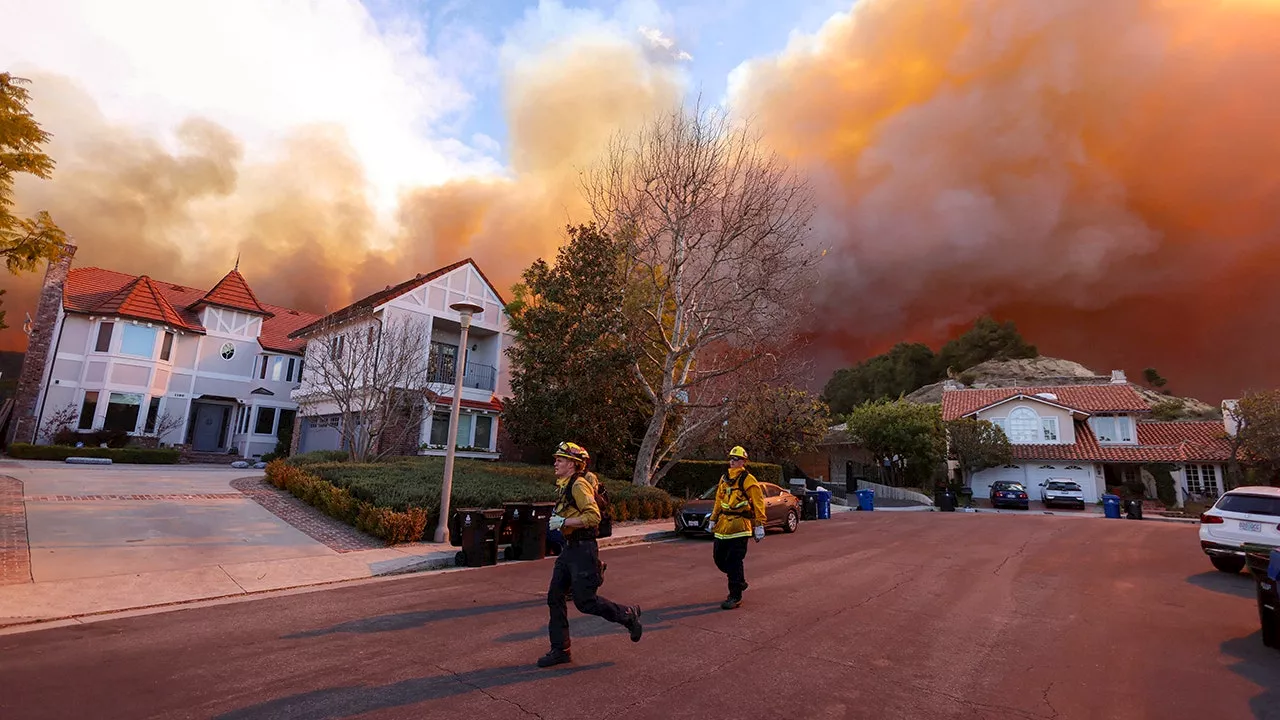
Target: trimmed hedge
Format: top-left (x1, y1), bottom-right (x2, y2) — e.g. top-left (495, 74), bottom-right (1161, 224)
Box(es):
top-left (6, 443), bottom-right (181, 464)
top-left (656, 460), bottom-right (784, 499)
top-left (268, 456), bottom-right (680, 542)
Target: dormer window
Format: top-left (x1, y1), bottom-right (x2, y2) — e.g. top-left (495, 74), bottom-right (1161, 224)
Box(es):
top-left (1090, 415), bottom-right (1134, 443)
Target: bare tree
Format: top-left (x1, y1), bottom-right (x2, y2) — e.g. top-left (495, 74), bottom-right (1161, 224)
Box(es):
top-left (294, 315), bottom-right (432, 462)
top-left (582, 101), bottom-right (821, 486)
top-left (142, 411), bottom-right (184, 445)
top-left (37, 402), bottom-right (79, 444)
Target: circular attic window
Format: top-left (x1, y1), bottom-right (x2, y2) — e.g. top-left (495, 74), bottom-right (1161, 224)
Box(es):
top-left (220, 342), bottom-right (236, 360)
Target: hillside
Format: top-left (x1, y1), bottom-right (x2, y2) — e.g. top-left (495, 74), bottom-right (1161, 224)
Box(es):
top-left (905, 356), bottom-right (1220, 420)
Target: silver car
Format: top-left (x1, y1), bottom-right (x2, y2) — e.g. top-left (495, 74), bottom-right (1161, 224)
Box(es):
top-left (1040, 479), bottom-right (1085, 508)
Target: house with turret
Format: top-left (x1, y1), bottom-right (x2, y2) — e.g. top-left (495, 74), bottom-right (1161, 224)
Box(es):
top-left (4, 243), bottom-right (320, 459)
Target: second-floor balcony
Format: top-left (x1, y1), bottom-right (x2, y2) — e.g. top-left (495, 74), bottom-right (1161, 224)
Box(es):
top-left (427, 357), bottom-right (496, 392)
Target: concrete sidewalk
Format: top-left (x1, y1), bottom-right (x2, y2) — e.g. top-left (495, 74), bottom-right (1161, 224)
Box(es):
top-left (0, 519), bottom-right (677, 630)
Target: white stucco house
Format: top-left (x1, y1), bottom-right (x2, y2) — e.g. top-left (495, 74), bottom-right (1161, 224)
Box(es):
top-left (6, 245), bottom-right (321, 458)
top-left (286, 258), bottom-right (512, 459)
top-left (942, 373), bottom-right (1234, 507)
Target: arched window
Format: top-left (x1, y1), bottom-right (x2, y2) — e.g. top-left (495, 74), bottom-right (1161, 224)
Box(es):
top-left (1007, 407), bottom-right (1040, 443)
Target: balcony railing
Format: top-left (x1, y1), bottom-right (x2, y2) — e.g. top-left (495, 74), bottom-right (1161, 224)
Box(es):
top-left (427, 358), bottom-right (496, 392)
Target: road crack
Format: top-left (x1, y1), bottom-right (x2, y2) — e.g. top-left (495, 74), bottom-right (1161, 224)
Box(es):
top-left (1042, 681), bottom-right (1059, 719)
top-left (431, 662), bottom-right (545, 720)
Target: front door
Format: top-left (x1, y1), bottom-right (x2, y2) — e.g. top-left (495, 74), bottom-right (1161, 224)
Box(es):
top-left (192, 403), bottom-right (228, 451)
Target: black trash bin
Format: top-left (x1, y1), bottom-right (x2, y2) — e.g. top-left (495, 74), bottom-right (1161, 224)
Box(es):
top-left (1245, 545), bottom-right (1280, 650)
top-left (801, 493), bottom-right (818, 521)
top-left (506, 501), bottom-right (555, 561)
top-left (501, 502), bottom-right (530, 561)
top-left (448, 507), bottom-right (479, 548)
top-left (455, 508), bottom-right (506, 567)
top-left (937, 487), bottom-right (956, 512)
top-left (1125, 499), bottom-right (1144, 520)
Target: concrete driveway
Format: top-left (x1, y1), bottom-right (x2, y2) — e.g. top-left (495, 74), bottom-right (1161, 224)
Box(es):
top-left (0, 460), bottom-right (334, 583)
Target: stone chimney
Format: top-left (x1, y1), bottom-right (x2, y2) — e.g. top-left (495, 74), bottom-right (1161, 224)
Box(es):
top-left (1110, 369), bottom-right (1127, 384)
top-left (6, 241), bottom-right (77, 447)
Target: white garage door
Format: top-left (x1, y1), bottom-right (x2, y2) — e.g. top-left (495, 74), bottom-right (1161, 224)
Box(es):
top-left (1025, 464), bottom-right (1098, 503)
top-left (298, 415), bottom-right (343, 453)
top-left (970, 465), bottom-right (1028, 499)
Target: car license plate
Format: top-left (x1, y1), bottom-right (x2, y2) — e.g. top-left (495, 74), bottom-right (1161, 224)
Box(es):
top-left (1240, 521), bottom-right (1263, 533)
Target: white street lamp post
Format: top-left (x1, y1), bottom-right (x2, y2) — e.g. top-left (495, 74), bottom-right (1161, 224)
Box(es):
top-left (434, 301), bottom-right (484, 544)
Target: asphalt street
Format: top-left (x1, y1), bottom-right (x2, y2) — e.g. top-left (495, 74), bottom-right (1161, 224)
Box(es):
top-left (1, 512), bottom-right (1276, 720)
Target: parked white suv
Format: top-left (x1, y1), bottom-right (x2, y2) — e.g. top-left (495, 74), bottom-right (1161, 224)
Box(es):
top-left (1198, 486), bottom-right (1280, 573)
top-left (1039, 479), bottom-right (1085, 508)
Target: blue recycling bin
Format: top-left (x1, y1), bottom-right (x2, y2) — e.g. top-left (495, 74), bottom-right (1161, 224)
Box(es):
top-left (805, 490), bottom-right (832, 519)
top-left (855, 489), bottom-right (875, 512)
top-left (1102, 494), bottom-right (1122, 519)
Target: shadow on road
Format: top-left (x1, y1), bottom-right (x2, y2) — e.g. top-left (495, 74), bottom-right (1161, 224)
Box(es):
top-left (214, 661), bottom-right (613, 720)
top-left (1186, 571), bottom-right (1257, 600)
top-left (282, 600), bottom-right (545, 639)
top-left (1220, 633), bottom-right (1280, 719)
top-left (493, 602), bottom-right (726, 644)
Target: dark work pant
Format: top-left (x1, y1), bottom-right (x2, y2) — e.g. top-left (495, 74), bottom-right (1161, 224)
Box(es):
top-left (547, 538), bottom-right (629, 651)
top-left (713, 536), bottom-right (749, 597)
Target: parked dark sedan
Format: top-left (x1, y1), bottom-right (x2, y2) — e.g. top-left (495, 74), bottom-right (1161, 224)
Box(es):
top-left (989, 480), bottom-right (1030, 509)
top-left (675, 482), bottom-right (801, 536)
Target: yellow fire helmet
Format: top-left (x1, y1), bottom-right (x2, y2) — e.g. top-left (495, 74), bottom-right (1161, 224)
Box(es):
top-left (728, 446), bottom-right (748, 460)
top-left (554, 441), bottom-right (591, 464)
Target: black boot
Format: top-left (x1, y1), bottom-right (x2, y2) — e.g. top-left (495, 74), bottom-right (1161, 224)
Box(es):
top-left (622, 605), bottom-right (643, 642)
top-left (720, 594), bottom-right (742, 610)
top-left (537, 649), bottom-right (572, 668)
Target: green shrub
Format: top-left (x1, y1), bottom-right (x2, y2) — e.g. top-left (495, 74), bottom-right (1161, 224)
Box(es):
top-left (265, 457), bottom-right (679, 542)
top-left (656, 460), bottom-right (783, 499)
top-left (5, 443), bottom-right (180, 464)
top-left (1149, 464), bottom-right (1178, 507)
top-left (286, 450), bottom-right (349, 466)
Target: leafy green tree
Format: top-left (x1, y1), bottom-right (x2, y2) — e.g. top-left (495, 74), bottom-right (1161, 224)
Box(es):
top-left (935, 315), bottom-right (1037, 375)
top-left (502, 224), bottom-right (649, 477)
top-left (844, 399), bottom-right (946, 488)
top-left (945, 417), bottom-right (1013, 489)
top-left (2, 74), bottom-right (69, 329)
top-left (724, 385), bottom-right (830, 464)
top-left (822, 342), bottom-right (938, 415)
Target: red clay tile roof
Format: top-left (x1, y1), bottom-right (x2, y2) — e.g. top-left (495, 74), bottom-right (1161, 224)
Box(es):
top-left (63, 267), bottom-right (321, 354)
top-left (942, 384), bottom-right (1150, 421)
top-left (190, 269), bottom-right (271, 316)
top-left (92, 275), bottom-right (197, 331)
top-left (1006, 420), bottom-right (1233, 464)
top-left (289, 258), bottom-right (504, 338)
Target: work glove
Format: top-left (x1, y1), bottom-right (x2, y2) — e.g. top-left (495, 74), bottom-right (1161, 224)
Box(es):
top-left (753, 526), bottom-right (765, 543)
top-left (705, 516), bottom-right (717, 533)
top-left (548, 514), bottom-right (566, 532)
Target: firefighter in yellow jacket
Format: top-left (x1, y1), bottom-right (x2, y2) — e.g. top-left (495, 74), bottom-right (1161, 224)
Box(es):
top-left (707, 445), bottom-right (767, 610)
top-left (539, 441), bottom-right (642, 668)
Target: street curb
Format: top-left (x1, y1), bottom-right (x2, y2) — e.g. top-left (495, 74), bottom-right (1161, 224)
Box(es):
top-left (961, 507), bottom-right (1199, 525)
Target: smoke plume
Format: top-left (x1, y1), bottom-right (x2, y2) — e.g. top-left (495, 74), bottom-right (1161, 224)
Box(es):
top-left (5, 0), bottom-right (1280, 404)
top-left (732, 0), bottom-right (1280, 401)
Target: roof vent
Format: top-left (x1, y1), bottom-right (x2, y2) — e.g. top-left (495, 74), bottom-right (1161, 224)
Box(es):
top-left (170, 284), bottom-right (186, 291)
top-left (1035, 392), bottom-right (1058, 401)
top-left (288, 309), bottom-right (300, 316)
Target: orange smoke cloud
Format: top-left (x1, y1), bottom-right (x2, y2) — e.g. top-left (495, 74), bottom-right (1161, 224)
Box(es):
top-left (1, 38), bottom-right (680, 351)
top-left (733, 0), bottom-right (1280, 401)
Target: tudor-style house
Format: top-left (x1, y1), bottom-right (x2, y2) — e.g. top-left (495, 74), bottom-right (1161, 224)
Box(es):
top-left (941, 371), bottom-right (1235, 507)
top-left (286, 258), bottom-right (511, 459)
top-left (5, 243), bottom-right (321, 457)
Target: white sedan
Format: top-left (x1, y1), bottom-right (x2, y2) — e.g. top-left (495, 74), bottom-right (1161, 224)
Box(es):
top-left (1198, 486), bottom-right (1280, 573)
